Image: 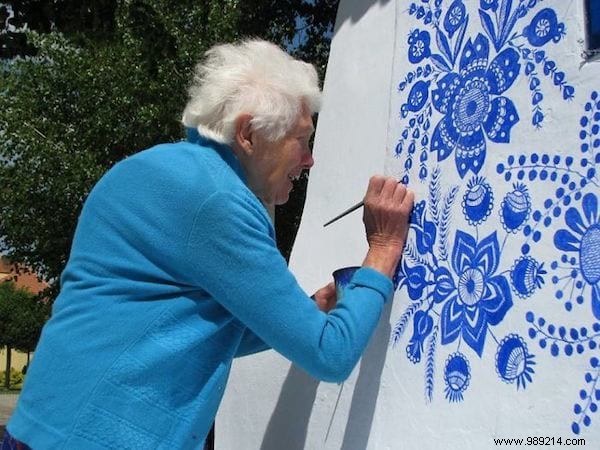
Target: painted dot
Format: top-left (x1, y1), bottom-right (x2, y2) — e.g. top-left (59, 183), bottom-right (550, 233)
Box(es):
top-left (584, 415), bottom-right (592, 426)
top-left (561, 174), bottom-right (570, 184)
top-left (544, 217), bottom-right (552, 227)
top-left (582, 143), bottom-right (590, 153)
top-left (576, 281), bottom-right (583, 289)
top-left (551, 343), bottom-right (560, 356)
top-left (533, 211), bottom-right (542, 221)
top-left (528, 328), bottom-right (537, 339)
top-left (544, 199), bottom-right (553, 208)
top-left (581, 327), bottom-right (588, 337)
top-left (504, 172), bottom-right (512, 181)
top-left (577, 295), bottom-right (585, 304)
top-left (519, 155), bottom-right (526, 165)
top-left (565, 301), bottom-right (572, 311)
top-left (551, 261), bottom-right (558, 270)
top-left (542, 154), bottom-right (550, 164)
top-left (521, 244), bottom-right (530, 254)
top-left (552, 207), bottom-right (561, 217)
top-left (529, 170), bottom-right (537, 181)
top-left (540, 170), bottom-right (548, 180)
top-left (526, 311), bottom-right (535, 322)
top-left (563, 195), bottom-right (571, 206)
top-left (540, 338), bottom-right (547, 348)
top-left (565, 344), bottom-right (574, 355)
top-left (561, 255), bottom-right (568, 263)
top-left (587, 168), bottom-right (596, 178)
top-left (533, 230), bottom-right (541, 242)
top-left (581, 117), bottom-right (589, 127)
top-left (572, 423), bottom-right (580, 435)
top-left (591, 403), bottom-right (598, 413)
top-left (585, 102), bottom-right (593, 112)
top-left (496, 163), bottom-right (505, 173)
top-left (531, 154), bottom-right (539, 163)
top-left (591, 341), bottom-right (598, 350)
top-left (580, 130), bottom-right (588, 140)
top-left (575, 192), bottom-right (582, 201)
top-left (577, 344), bottom-right (585, 354)
top-left (556, 290), bottom-right (563, 299)
top-left (554, 155), bottom-right (561, 164)
top-left (556, 187), bottom-right (565, 197)
top-left (566, 156), bottom-right (574, 166)
top-left (570, 257), bottom-right (577, 265)
top-left (568, 182), bottom-right (576, 191)
top-left (548, 324), bottom-right (556, 334)
top-left (550, 172), bottom-right (557, 181)
top-left (575, 403), bottom-right (583, 414)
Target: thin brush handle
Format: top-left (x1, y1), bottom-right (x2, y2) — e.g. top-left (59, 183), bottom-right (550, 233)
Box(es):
top-left (323, 200), bottom-right (364, 227)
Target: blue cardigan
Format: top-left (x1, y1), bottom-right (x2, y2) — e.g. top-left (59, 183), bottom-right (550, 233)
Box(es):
top-left (8, 135), bottom-right (393, 449)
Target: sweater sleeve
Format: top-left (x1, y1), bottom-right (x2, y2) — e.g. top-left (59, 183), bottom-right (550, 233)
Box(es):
top-left (184, 191), bottom-right (393, 382)
top-left (235, 328), bottom-right (272, 358)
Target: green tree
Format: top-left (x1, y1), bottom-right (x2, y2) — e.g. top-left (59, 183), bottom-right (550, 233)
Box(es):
top-left (0, 0), bottom-right (340, 297)
top-left (0, 281), bottom-right (49, 389)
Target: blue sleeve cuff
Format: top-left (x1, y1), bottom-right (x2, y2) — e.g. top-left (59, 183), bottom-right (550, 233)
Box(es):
top-left (350, 267), bottom-right (394, 303)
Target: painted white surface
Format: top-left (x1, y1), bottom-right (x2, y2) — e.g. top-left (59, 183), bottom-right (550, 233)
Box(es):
top-left (217, 1), bottom-right (600, 449)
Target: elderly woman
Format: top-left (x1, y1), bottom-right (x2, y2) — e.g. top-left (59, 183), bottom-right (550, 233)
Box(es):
top-left (5, 40), bottom-right (413, 449)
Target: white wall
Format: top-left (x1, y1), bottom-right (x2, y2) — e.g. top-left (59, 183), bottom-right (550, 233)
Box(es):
top-left (217, 1), bottom-right (600, 448)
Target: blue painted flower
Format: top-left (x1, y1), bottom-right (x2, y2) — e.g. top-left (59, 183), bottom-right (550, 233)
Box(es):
top-left (410, 200), bottom-right (436, 254)
top-left (440, 230), bottom-right (513, 356)
top-left (406, 310), bottom-right (434, 363)
top-left (444, 0), bottom-right (467, 38)
top-left (554, 193), bottom-right (600, 319)
top-left (523, 8), bottom-right (565, 47)
top-left (430, 33), bottom-right (520, 178)
top-left (496, 334), bottom-right (536, 389)
top-left (500, 183), bottom-right (531, 232)
top-left (462, 176), bottom-right (494, 226)
top-left (408, 29), bottom-right (431, 64)
top-left (397, 259), bottom-right (428, 301)
top-left (444, 352), bottom-right (471, 402)
top-left (510, 256), bottom-right (546, 299)
top-left (479, 0), bottom-right (498, 11)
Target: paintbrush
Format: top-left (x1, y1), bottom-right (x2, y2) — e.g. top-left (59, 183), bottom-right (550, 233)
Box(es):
top-left (323, 199), bottom-right (364, 227)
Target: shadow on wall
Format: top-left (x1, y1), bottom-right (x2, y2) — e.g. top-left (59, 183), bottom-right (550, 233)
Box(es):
top-left (260, 301), bottom-right (393, 450)
top-left (333, 0), bottom-right (393, 35)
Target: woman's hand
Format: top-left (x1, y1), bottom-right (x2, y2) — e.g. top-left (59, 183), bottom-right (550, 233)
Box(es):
top-left (311, 282), bottom-right (337, 312)
top-left (362, 175), bottom-right (414, 278)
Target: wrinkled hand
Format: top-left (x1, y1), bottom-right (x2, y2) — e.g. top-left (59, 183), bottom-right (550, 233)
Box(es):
top-left (311, 282), bottom-right (336, 313)
top-left (362, 175), bottom-right (415, 277)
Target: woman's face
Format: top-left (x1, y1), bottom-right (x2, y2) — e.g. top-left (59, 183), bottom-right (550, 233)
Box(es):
top-left (245, 106), bottom-right (315, 205)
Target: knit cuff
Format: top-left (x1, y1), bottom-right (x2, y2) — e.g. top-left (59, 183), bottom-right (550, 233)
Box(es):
top-left (351, 267), bottom-right (394, 303)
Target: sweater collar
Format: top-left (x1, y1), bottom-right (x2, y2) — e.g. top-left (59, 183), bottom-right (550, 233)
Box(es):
top-left (185, 128), bottom-right (247, 184)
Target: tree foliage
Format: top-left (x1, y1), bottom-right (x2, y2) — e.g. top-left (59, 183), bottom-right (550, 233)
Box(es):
top-left (0, 0), bottom-right (340, 295)
top-left (0, 281), bottom-right (50, 388)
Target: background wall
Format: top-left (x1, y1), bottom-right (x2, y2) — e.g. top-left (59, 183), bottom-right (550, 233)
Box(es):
top-left (217, 1), bottom-right (600, 448)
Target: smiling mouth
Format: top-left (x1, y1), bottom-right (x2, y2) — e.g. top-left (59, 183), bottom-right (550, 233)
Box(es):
top-left (288, 174), bottom-right (301, 182)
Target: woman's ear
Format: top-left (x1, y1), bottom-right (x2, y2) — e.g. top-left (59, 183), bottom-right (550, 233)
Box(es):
top-left (234, 114), bottom-right (254, 156)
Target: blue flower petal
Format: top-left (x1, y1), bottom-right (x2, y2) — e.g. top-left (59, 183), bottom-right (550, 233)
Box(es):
top-left (461, 308), bottom-right (488, 357)
top-left (487, 48), bottom-right (521, 95)
top-left (432, 72), bottom-right (460, 114)
top-left (480, 275), bottom-right (513, 325)
top-left (554, 229), bottom-right (580, 252)
top-left (473, 231), bottom-right (501, 276)
top-left (431, 116), bottom-right (460, 162)
top-left (564, 206), bottom-right (587, 236)
top-left (582, 193), bottom-right (598, 225)
top-left (452, 230), bottom-right (477, 274)
top-left (483, 96), bottom-right (519, 143)
top-left (441, 299), bottom-right (463, 345)
top-left (592, 284), bottom-right (600, 321)
top-left (459, 34), bottom-right (489, 74)
top-left (455, 128), bottom-right (486, 177)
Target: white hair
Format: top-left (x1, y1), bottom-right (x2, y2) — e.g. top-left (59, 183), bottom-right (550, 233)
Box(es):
top-left (182, 39), bottom-right (321, 144)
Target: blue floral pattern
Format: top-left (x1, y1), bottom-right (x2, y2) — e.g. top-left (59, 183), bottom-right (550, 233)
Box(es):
top-left (389, 0), bottom-right (598, 438)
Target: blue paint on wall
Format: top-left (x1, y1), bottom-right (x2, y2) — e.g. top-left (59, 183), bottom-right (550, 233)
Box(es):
top-left (390, 0), bottom-right (600, 437)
